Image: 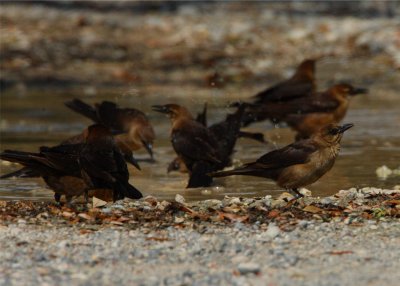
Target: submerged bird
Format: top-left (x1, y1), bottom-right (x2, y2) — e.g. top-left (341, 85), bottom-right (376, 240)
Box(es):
top-left (242, 58), bottom-right (318, 126)
top-left (264, 83), bottom-right (367, 139)
top-left (65, 99), bottom-right (156, 161)
top-left (1, 124), bottom-right (142, 203)
top-left (210, 123), bottom-right (354, 198)
top-left (152, 104), bottom-right (221, 188)
top-left (79, 124), bottom-right (143, 202)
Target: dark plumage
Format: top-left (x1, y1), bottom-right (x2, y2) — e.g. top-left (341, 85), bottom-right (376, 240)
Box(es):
top-left (242, 58), bottom-right (318, 126)
top-left (79, 124), bottom-right (143, 202)
top-left (65, 99), bottom-right (156, 161)
top-left (0, 144), bottom-right (87, 204)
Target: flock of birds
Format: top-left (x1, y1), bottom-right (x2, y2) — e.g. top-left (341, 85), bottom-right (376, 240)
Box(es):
top-left (0, 58), bottom-right (368, 205)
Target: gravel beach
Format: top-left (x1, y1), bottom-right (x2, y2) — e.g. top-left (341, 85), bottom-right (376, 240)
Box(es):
top-left (1, 188), bottom-right (399, 286)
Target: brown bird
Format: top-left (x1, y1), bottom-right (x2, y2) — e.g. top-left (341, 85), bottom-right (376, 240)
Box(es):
top-left (65, 99), bottom-right (156, 161)
top-left (0, 144), bottom-right (87, 204)
top-left (167, 103), bottom-right (266, 173)
top-left (79, 124), bottom-right (143, 202)
top-left (210, 123), bottom-right (354, 198)
top-left (265, 83), bottom-right (367, 139)
top-left (242, 58), bottom-right (318, 126)
top-left (152, 104), bottom-right (221, 188)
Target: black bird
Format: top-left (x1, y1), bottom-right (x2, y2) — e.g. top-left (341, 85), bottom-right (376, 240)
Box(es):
top-left (1, 144), bottom-right (87, 204)
top-left (65, 99), bottom-right (156, 161)
top-left (79, 124), bottom-right (143, 202)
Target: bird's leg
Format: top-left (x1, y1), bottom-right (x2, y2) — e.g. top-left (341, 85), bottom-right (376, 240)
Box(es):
top-left (285, 189), bottom-right (303, 208)
top-left (83, 191), bottom-right (90, 210)
top-left (65, 195), bottom-right (74, 209)
top-left (54, 193), bottom-right (62, 207)
top-left (290, 188), bottom-right (304, 199)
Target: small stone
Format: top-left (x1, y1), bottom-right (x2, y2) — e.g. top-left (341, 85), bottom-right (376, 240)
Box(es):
top-left (237, 262), bottom-right (261, 275)
top-left (376, 165), bottom-right (392, 179)
top-left (299, 188), bottom-right (312, 197)
top-left (174, 217), bottom-right (185, 224)
top-left (175, 194), bottom-right (186, 204)
top-left (93, 197), bottom-right (107, 208)
top-left (265, 224), bottom-right (281, 239)
top-left (157, 200), bottom-right (171, 211)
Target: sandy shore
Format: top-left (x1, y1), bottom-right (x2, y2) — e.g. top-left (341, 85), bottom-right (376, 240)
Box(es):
top-left (1, 187), bottom-right (399, 285)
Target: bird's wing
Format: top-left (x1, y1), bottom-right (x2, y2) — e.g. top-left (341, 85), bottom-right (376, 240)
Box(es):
top-left (254, 81), bottom-right (314, 103)
top-left (172, 128), bottom-right (220, 164)
top-left (79, 147), bottom-right (118, 184)
top-left (294, 96), bottom-right (340, 114)
top-left (255, 140), bottom-right (318, 168)
top-left (64, 99), bottom-right (99, 122)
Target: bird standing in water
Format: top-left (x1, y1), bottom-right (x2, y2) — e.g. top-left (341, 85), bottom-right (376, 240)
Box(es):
top-left (65, 99), bottom-right (156, 162)
top-left (241, 58), bottom-right (318, 126)
top-left (210, 123), bottom-right (354, 198)
top-left (79, 124), bottom-right (143, 202)
top-left (152, 104), bottom-right (221, 188)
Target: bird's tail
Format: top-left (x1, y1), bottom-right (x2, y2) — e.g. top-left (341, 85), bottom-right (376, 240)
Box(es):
top-left (0, 150), bottom-right (37, 165)
top-left (195, 102), bottom-right (208, 127)
top-left (123, 183), bottom-right (143, 200)
top-left (64, 99), bottom-right (98, 122)
top-left (113, 181), bottom-right (143, 201)
top-left (208, 163), bottom-right (256, 178)
top-left (0, 167), bottom-right (39, 179)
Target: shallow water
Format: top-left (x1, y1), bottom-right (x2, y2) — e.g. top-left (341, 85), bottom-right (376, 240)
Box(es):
top-left (1, 61), bottom-right (399, 201)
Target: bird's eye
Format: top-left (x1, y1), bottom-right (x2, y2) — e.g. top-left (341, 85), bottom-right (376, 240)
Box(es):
top-left (329, 128), bottom-right (339, 135)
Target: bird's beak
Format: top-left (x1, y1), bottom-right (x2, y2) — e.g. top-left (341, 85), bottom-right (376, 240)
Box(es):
top-left (349, 87), bottom-right (368, 96)
top-left (152, 105), bottom-right (170, 114)
top-left (338, 123), bottom-right (354, 133)
top-left (125, 155), bottom-right (141, 171)
top-left (142, 140), bottom-right (154, 160)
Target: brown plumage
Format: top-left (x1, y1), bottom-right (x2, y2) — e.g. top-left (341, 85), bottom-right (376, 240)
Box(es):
top-left (210, 123), bottom-right (354, 198)
top-left (167, 103), bottom-right (266, 174)
top-left (79, 124), bottom-right (143, 202)
top-left (65, 99), bottom-right (155, 161)
top-left (152, 104), bottom-right (221, 188)
top-left (242, 58), bottom-right (318, 126)
top-left (258, 83), bottom-right (367, 139)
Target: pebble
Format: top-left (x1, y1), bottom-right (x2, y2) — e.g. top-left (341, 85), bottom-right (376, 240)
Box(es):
top-left (175, 194), bottom-right (186, 204)
top-left (265, 224), bottom-right (281, 239)
top-left (237, 262), bottom-right (261, 275)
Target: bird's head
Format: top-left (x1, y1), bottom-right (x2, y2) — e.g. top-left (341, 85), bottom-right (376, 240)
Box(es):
top-left (330, 84), bottom-right (368, 98)
top-left (152, 104), bottom-right (193, 120)
top-left (293, 58), bottom-right (318, 81)
top-left (318, 123), bottom-right (354, 144)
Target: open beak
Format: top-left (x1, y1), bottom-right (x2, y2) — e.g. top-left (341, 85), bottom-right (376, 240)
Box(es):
top-left (349, 87), bottom-right (368, 96)
top-left (338, 123), bottom-right (354, 133)
top-left (151, 105), bottom-right (170, 114)
top-left (142, 140), bottom-right (154, 161)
